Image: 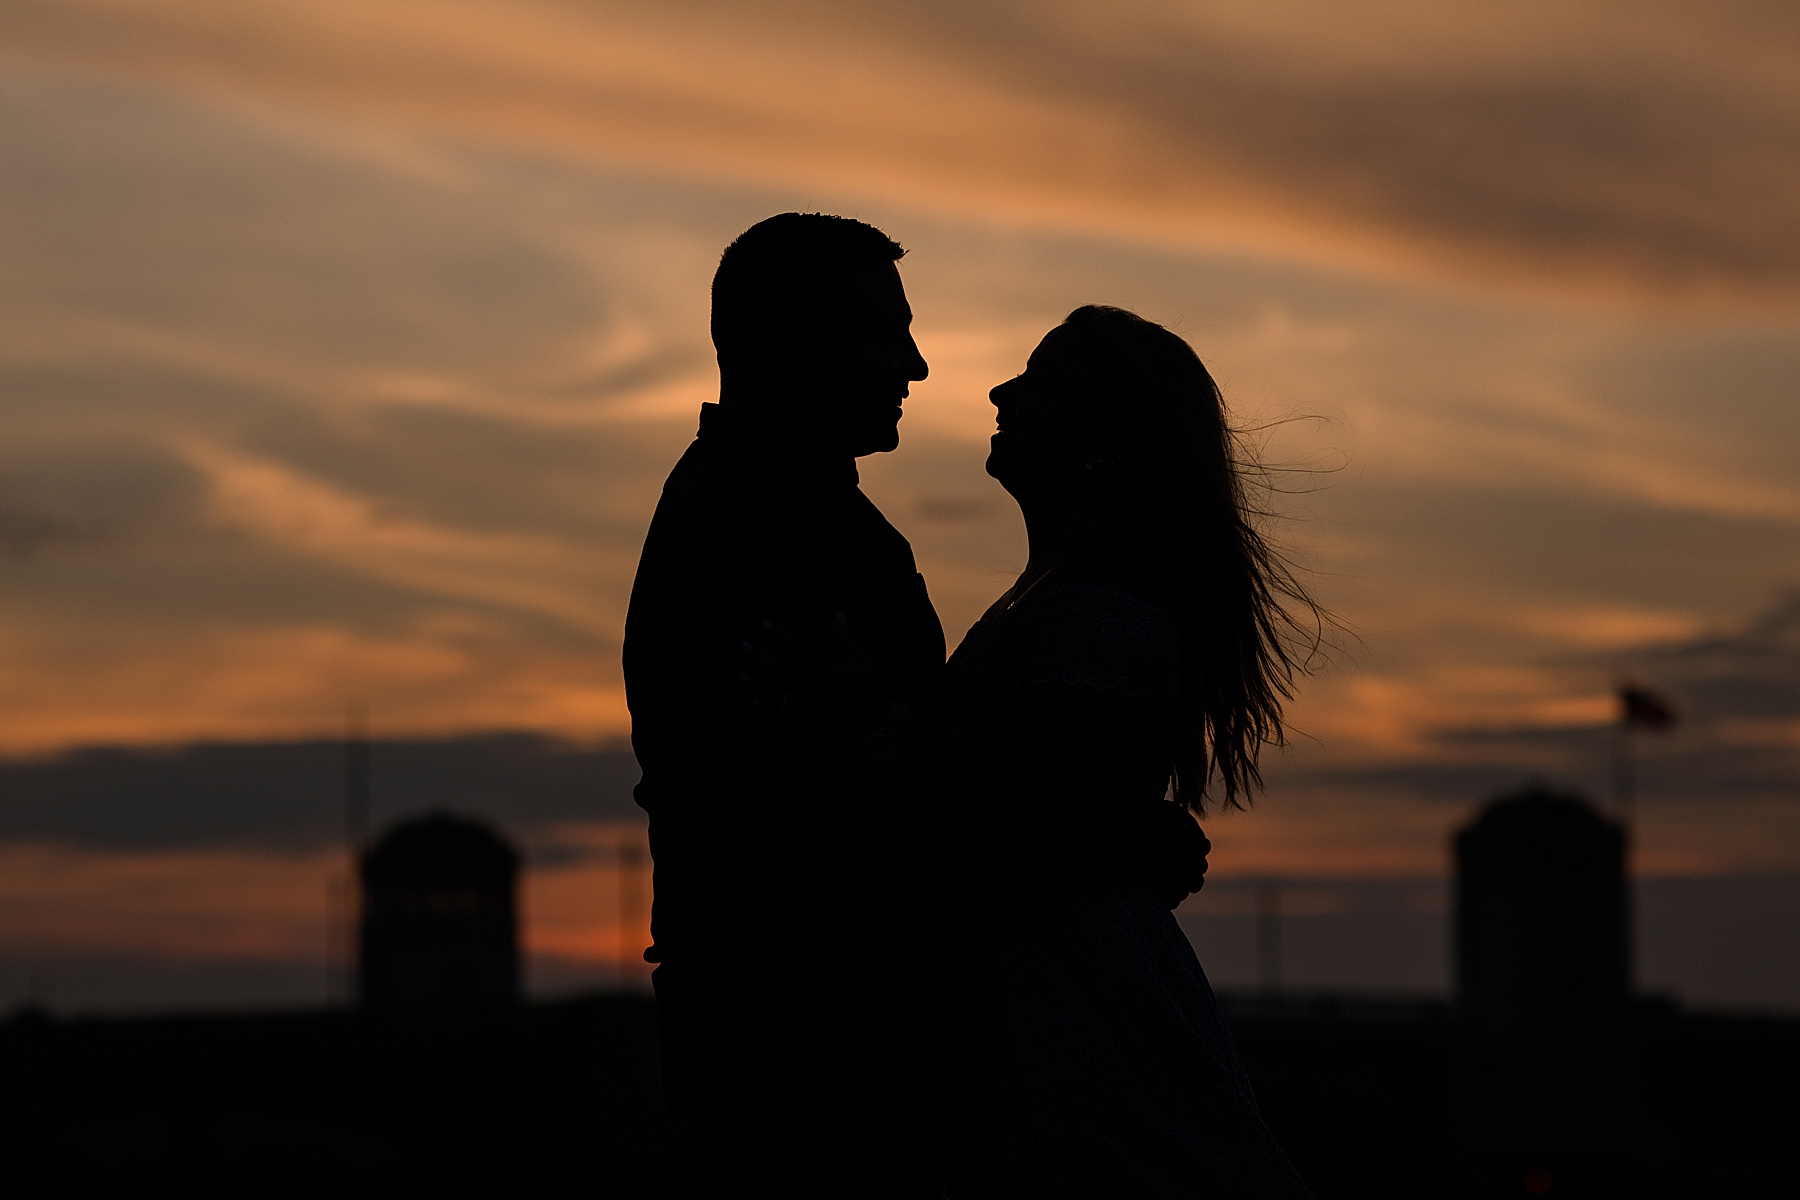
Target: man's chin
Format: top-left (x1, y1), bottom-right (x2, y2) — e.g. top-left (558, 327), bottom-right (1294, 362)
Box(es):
top-left (853, 433), bottom-right (901, 457)
top-left (851, 415), bottom-right (903, 457)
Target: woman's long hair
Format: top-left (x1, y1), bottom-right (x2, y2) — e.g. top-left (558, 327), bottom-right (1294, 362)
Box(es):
top-left (1060, 305), bottom-right (1327, 813)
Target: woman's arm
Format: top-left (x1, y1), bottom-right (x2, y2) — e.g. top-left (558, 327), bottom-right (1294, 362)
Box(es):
top-left (742, 614), bottom-right (1209, 904)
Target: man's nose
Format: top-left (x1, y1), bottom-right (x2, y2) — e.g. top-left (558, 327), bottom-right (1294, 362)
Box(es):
top-left (900, 332), bottom-right (928, 382)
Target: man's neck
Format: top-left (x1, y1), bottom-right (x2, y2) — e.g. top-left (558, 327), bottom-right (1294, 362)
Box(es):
top-left (702, 399), bottom-right (858, 480)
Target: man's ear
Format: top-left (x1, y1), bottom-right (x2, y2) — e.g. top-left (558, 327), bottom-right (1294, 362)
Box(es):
top-left (720, 312), bottom-right (808, 383)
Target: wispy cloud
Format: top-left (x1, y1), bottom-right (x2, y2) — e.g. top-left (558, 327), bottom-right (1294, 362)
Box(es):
top-left (4, 0), bottom-right (1795, 305)
top-left (6, 1), bottom-right (1798, 1016)
top-left (0, 487), bottom-right (107, 560)
top-left (1253, 595), bottom-right (1800, 875)
top-left (183, 440), bottom-right (624, 639)
top-left (0, 53), bottom-right (1793, 886)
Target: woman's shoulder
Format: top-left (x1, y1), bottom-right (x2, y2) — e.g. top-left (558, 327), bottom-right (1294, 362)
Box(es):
top-left (1017, 582), bottom-right (1175, 630)
top-left (975, 589), bottom-right (1171, 723)
top-left (1014, 546), bottom-right (1179, 638)
top-left (1008, 583), bottom-right (1179, 692)
top-left (1041, 545), bottom-right (1176, 615)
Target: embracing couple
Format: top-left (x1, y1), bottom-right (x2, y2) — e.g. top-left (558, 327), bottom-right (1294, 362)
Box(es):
top-left (625, 214), bottom-right (1317, 1199)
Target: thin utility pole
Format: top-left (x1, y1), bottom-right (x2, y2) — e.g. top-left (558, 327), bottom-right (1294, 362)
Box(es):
top-left (1613, 682), bottom-right (1678, 869)
top-left (344, 702), bottom-right (370, 851)
top-left (1610, 724), bottom-right (1637, 827)
top-left (326, 873), bottom-right (346, 1003)
top-left (338, 703), bottom-right (370, 1005)
top-left (1255, 879), bottom-right (1283, 997)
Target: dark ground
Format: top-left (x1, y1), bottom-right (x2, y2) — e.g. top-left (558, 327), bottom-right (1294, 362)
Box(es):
top-left (0, 993), bottom-right (1792, 1198)
top-left (1222, 994), bottom-right (1798, 1198)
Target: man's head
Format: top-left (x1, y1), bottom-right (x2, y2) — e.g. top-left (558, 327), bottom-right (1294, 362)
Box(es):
top-left (712, 213), bottom-right (928, 457)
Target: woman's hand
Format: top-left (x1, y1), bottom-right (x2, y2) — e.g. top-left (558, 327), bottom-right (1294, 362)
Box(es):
top-left (741, 612), bottom-right (890, 740)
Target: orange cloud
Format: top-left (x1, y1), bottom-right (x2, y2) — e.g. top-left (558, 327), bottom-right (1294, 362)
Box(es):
top-left (184, 441), bottom-right (631, 639)
top-left (0, 616), bottom-right (629, 755)
top-left (2, 0), bottom-right (1796, 308)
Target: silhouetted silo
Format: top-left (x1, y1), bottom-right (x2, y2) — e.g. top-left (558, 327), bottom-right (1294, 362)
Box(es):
top-left (358, 813), bottom-right (521, 1007)
top-left (1455, 784), bottom-right (1633, 1148)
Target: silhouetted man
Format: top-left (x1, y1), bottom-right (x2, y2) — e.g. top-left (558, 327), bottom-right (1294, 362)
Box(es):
top-left (625, 214), bottom-right (947, 1198)
top-left (626, 215), bottom-right (1206, 1196)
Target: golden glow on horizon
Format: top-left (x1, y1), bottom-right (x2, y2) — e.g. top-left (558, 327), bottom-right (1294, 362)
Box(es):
top-left (0, 825), bottom-right (655, 986)
top-left (2, 808), bottom-right (1776, 981)
top-left (524, 823), bottom-right (654, 986)
top-left (0, 842), bottom-right (337, 961)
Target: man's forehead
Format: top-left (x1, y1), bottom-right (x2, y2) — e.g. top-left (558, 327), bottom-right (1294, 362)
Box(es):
top-left (822, 261), bottom-right (911, 321)
top-left (854, 259), bottom-right (908, 299)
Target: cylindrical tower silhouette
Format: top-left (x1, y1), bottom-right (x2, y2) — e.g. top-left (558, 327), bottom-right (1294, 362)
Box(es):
top-left (358, 813), bottom-right (521, 1007)
top-left (1455, 783), bottom-right (1633, 1147)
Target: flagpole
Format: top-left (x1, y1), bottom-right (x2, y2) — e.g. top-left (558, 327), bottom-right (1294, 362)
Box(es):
top-left (1610, 723), bottom-right (1635, 829)
top-left (1612, 680), bottom-right (1677, 878)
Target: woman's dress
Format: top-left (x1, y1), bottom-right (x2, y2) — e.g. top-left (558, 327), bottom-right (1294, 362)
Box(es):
top-left (944, 584), bottom-right (1313, 1200)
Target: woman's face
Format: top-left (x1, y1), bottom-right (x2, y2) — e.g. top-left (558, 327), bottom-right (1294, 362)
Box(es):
top-left (985, 324), bottom-right (1102, 497)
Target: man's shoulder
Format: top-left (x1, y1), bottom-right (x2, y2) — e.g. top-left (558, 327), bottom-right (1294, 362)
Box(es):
top-left (658, 441), bottom-right (812, 521)
top-left (636, 468), bottom-right (838, 611)
top-left (653, 447), bottom-right (872, 556)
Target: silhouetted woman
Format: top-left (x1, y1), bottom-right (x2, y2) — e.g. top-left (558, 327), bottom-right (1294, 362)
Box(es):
top-left (747, 305), bottom-right (1319, 1198)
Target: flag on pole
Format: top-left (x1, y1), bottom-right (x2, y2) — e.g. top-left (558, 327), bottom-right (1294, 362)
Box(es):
top-left (1619, 683), bottom-right (1678, 731)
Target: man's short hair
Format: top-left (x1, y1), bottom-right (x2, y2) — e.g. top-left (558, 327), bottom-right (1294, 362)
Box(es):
top-left (711, 213), bottom-right (906, 369)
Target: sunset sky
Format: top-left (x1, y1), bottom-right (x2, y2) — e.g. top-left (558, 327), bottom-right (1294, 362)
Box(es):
top-left (1, 0), bottom-right (1797, 1010)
